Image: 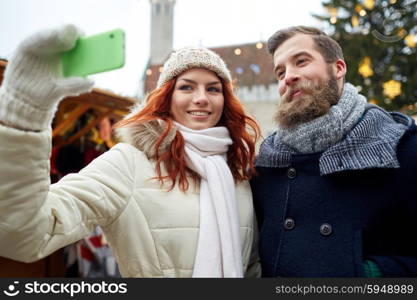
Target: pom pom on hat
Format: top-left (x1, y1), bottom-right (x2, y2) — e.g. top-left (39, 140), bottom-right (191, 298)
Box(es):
top-left (157, 47), bottom-right (232, 88)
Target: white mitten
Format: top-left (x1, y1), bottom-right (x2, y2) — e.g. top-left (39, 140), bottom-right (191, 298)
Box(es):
top-left (0, 24), bottom-right (94, 131)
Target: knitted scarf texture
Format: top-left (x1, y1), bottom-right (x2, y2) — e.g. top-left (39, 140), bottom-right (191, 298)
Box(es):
top-left (256, 83), bottom-right (411, 175)
top-left (275, 83), bottom-right (367, 154)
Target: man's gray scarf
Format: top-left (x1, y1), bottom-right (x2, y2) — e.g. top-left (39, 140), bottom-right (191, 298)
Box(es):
top-left (275, 83), bottom-right (367, 154)
top-left (256, 83), bottom-right (412, 175)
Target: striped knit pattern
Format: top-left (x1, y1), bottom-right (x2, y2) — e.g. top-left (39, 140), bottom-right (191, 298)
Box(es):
top-left (255, 137), bottom-right (293, 168)
top-left (320, 107), bottom-right (410, 175)
top-left (0, 86), bottom-right (58, 130)
top-left (256, 105), bottom-right (411, 175)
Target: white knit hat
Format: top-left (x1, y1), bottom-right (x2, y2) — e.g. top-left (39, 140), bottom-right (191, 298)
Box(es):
top-left (157, 47), bottom-right (232, 88)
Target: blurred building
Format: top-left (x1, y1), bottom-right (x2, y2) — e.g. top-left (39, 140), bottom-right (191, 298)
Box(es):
top-left (143, 0), bottom-right (279, 137)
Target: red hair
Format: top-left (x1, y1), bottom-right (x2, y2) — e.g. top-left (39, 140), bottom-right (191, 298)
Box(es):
top-left (115, 77), bottom-right (260, 191)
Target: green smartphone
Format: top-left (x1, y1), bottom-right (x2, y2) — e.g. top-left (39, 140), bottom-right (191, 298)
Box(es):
top-left (61, 29), bottom-right (125, 77)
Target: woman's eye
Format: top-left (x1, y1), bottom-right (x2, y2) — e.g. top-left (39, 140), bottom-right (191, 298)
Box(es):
top-left (208, 86), bottom-right (222, 93)
top-left (277, 71), bottom-right (285, 80)
top-left (179, 85), bottom-right (192, 91)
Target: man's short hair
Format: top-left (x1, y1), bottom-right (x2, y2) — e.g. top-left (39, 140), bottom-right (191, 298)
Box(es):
top-left (267, 26), bottom-right (344, 63)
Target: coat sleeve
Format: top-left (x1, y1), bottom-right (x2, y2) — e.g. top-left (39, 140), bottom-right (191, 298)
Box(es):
top-left (0, 124), bottom-right (135, 263)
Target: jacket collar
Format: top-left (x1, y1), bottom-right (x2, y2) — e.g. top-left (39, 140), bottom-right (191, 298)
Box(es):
top-left (319, 105), bottom-right (412, 175)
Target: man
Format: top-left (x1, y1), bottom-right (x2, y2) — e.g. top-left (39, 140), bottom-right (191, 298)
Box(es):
top-left (251, 26), bottom-right (417, 277)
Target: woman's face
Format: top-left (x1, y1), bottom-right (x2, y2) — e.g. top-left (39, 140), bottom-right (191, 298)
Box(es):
top-left (170, 68), bottom-right (224, 130)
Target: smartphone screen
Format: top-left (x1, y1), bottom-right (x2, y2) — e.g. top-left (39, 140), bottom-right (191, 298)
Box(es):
top-left (61, 29), bottom-right (125, 77)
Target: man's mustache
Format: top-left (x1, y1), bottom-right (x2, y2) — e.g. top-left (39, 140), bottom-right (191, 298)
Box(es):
top-left (281, 80), bottom-right (327, 103)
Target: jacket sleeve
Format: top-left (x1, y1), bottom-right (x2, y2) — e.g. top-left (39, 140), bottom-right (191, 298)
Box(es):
top-left (244, 215), bottom-right (261, 278)
top-left (0, 124), bottom-right (135, 263)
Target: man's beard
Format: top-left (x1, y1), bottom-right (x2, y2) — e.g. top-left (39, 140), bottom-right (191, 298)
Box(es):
top-left (274, 74), bottom-right (340, 129)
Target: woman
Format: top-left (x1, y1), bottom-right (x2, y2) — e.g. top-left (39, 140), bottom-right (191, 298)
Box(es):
top-left (0, 25), bottom-right (260, 277)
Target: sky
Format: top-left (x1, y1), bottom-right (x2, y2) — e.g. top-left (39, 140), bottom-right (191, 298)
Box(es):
top-left (0, 0), bottom-right (325, 98)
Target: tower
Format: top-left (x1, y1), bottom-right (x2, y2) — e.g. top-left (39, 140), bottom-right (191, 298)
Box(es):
top-left (149, 0), bottom-right (176, 65)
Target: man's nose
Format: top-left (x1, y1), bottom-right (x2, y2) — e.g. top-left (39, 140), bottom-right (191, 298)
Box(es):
top-left (284, 68), bottom-right (300, 86)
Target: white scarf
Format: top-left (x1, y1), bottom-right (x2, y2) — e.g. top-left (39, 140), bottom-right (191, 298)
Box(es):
top-left (174, 122), bottom-right (244, 278)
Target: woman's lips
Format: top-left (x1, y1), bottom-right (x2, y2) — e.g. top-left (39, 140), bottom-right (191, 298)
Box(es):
top-left (187, 111), bottom-right (211, 119)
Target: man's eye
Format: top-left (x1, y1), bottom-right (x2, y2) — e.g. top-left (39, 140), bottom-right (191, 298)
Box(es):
top-left (297, 58), bottom-right (307, 65)
top-left (277, 71), bottom-right (285, 79)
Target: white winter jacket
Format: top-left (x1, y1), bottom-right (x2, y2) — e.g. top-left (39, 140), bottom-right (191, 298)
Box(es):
top-left (0, 123), bottom-right (260, 277)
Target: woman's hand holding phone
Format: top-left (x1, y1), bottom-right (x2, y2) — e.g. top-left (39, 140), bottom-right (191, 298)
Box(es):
top-left (0, 24), bottom-right (94, 131)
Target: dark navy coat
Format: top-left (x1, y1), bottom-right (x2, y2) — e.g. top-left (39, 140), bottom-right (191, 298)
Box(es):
top-left (251, 117), bottom-right (417, 277)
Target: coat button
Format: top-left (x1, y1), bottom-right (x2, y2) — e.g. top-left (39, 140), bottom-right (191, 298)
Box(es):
top-left (284, 218), bottom-right (295, 230)
top-left (287, 167), bottom-right (297, 179)
top-left (320, 223), bottom-right (332, 236)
